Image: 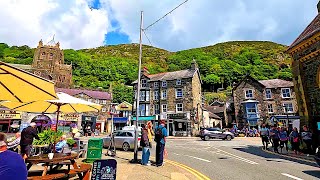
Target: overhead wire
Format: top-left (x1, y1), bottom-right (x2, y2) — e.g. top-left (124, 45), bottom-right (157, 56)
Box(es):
top-left (143, 0), bottom-right (188, 31)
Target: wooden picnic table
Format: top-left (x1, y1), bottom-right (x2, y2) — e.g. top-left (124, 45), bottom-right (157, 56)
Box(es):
top-left (26, 153), bottom-right (78, 176)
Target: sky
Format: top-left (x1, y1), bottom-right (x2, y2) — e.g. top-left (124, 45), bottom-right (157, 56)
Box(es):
top-left (0, 0), bottom-right (318, 51)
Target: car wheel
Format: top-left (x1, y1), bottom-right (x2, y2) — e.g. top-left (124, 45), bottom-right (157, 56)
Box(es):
top-left (122, 142), bottom-right (130, 151)
top-left (204, 135), bottom-right (210, 141)
top-left (226, 135), bottom-right (232, 141)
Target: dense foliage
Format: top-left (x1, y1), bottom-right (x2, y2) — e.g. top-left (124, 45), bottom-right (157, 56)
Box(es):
top-left (0, 41), bottom-right (292, 103)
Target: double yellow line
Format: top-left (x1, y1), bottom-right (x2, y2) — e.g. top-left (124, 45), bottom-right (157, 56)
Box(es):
top-left (165, 159), bottom-right (211, 180)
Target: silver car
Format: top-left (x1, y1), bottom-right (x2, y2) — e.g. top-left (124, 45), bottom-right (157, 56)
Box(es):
top-left (103, 130), bottom-right (141, 151)
top-left (200, 128), bottom-right (234, 141)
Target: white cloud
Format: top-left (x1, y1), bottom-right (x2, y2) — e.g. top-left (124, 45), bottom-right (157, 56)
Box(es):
top-left (0, 0), bottom-right (109, 49)
top-left (0, 0), bottom-right (319, 51)
top-left (106, 0), bottom-right (319, 51)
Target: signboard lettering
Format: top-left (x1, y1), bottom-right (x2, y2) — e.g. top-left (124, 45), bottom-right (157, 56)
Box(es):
top-left (91, 159), bottom-right (117, 180)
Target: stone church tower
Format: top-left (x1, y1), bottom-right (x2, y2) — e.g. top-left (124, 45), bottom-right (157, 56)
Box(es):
top-left (287, 2), bottom-right (320, 146)
top-left (32, 39), bottom-right (72, 88)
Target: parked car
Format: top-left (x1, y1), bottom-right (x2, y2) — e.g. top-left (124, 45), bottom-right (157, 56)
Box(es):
top-left (103, 130), bottom-right (141, 151)
top-left (200, 127), bottom-right (234, 141)
top-left (315, 146), bottom-right (320, 167)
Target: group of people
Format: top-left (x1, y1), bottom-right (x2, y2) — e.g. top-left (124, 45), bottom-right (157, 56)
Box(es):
top-left (140, 120), bottom-right (168, 167)
top-left (260, 124), bottom-right (314, 155)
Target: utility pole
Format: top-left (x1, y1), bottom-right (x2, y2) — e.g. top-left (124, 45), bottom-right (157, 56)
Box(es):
top-left (133, 11), bottom-right (143, 162)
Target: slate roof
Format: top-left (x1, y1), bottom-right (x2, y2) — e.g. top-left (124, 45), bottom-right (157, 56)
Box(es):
top-left (288, 13), bottom-right (320, 50)
top-left (132, 69), bottom-right (198, 83)
top-left (204, 105), bottom-right (225, 114)
top-left (209, 112), bottom-right (221, 119)
top-left (56, 88), bottom-right (112, 100)
top-left (258, 79), bottom-right (293, 88)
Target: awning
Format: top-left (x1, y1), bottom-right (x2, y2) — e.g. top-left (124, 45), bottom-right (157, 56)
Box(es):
top-left (107, 117), bottom-right (128, 123)
top-left (271, 115), bottom-right (300, 121)
top-left (131, 116), bottom-right (156, 121)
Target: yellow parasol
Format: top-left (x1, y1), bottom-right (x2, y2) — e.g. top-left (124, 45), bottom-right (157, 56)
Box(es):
top-left (2, 92), bottom-right (101, 131)
top-left (0, 61), bottom-right (57, 102)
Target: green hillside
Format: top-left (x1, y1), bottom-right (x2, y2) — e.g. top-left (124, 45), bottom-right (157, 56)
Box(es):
top-left (0, 41), bottom-right (292, 103)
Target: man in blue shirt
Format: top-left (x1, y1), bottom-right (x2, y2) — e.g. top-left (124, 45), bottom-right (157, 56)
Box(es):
top-left (155, 120), bottom-right (168, 167)
top-left (0, 132), bottom-right (27, 180)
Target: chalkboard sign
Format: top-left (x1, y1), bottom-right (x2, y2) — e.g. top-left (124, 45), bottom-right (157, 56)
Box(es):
top-left (91, 159), bottom-right (117, 180)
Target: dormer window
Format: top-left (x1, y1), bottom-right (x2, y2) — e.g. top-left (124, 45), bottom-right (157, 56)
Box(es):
top-left (176, 79), bottom-right (182, 85)
top-left (245, 89), bottom-right (253, 99)
top-left (141, 79), bottom-right (147, 88)
top-left (162, 81), bottom-right (167, 87)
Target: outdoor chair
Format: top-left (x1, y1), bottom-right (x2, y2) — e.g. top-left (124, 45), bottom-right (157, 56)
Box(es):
top-left (27, 173), bottom-right (66, 180)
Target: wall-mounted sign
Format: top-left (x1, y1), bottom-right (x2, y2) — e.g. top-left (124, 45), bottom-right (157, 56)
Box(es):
top-left (168, 113), bottom-right (186, 119)
top-left (0, 113), bottom-right (21, 119)
top-left (91, 159), bottom-right (117, 180)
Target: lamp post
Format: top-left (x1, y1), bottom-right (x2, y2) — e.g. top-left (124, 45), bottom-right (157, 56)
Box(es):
top-left (132, 11), bottom-right (144, 163)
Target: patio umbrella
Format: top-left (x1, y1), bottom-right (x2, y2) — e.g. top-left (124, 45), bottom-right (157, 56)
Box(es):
top-left (0, 61), bottom-right (57, 102)
top-left (1, 92), bottom-right (101, 132)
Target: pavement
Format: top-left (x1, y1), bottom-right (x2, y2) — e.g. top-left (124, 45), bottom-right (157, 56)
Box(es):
top-left (27, 144), bottom-right (206, 180)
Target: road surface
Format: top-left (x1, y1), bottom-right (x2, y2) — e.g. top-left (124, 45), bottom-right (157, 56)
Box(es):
top-left (164, 137), bottom-right (320, 180)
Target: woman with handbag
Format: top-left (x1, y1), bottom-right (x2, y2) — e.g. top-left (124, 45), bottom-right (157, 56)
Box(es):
top-left (289, 127), bottom-right (300, 155)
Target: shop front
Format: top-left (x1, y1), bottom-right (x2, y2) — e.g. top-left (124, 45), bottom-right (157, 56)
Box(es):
top-left (0, 110), bottom-right (22, 133)
top-left (107, 117), bottom-right (129, 131)
top-left (96, 115), bottom-right (106, 133)
top-left (58, 113), bottom-right (81, 133)
top-left (131, 116), bottom-right (157, 127)
top-left (81, 115), bottom-right (97, 132)
top-left (167, 113), bottom-right (191, 137)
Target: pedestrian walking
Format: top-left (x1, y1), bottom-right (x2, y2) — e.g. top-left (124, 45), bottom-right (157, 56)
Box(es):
top-left (154, 120), bottom-right (168, 167)
top-left (140, 124), bottom-right (151, 166)
top-left (279, 127), bottom-right (289, 154)
top-left (0, 132), bottom-right (27, 180)
top-left (289, 127), bottom-right (301, 155)
top-left (269, 125), bottom-right (280, 153)
top-left (301, 125), bottom-right (313, 155)
top-left (20, 122), bottom-right (39, 160)
top-left (259, 124), bottom-right (269, 150)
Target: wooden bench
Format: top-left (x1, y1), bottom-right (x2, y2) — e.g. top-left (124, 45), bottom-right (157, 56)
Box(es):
top-left (27, 173), bottom-right (66, 180)
top-left (67, 164), bottom-right (92, 180)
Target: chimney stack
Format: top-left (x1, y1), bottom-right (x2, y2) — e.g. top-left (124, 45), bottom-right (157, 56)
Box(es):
top-left (191, 59), bottom-right (198, 70)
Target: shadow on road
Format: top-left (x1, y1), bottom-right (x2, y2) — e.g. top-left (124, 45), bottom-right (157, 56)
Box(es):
top-left (302, 170), bottom-right (320, 178)
top-left (233, 145), bottom-right (319, 168)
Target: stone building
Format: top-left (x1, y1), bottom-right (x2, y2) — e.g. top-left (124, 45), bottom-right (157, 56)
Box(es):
top-left (233, 76), bottom-right (298, 128)
top-left (132, 61), bottom-right (203, 136)
top-left (32, 39), bottom-right (72, 88)
top-left (56, 88), bottom-right (112, 133)
top-left (286, 2), bottom-right (320, 145)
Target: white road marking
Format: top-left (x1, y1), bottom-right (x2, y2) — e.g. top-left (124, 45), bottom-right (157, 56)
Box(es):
top-left (173, 153), bottom-right (211, 162)
top-left (211, 147), bottom-right (259, 165)
top-left (281, 173), bottom-right (304, 180)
